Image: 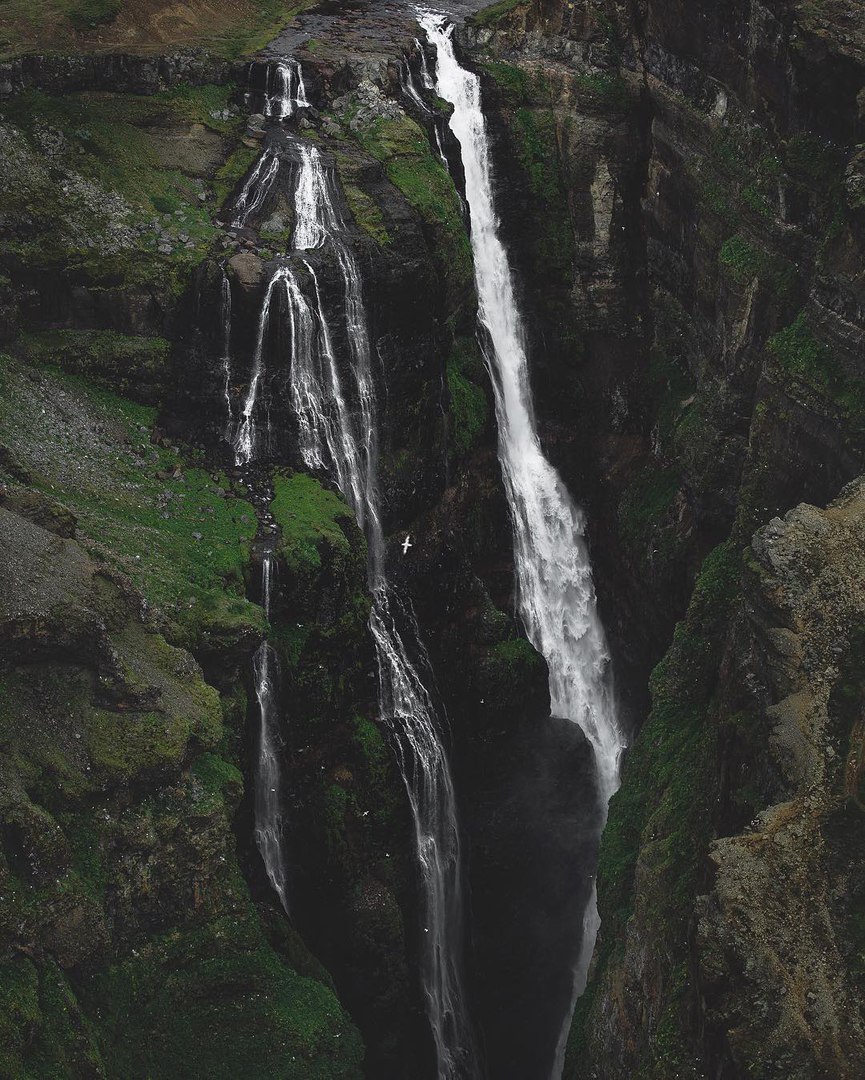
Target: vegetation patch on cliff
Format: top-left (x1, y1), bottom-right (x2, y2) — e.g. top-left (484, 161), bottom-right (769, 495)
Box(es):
top-left (446, 335), bottom-right (488, 458)
top-left (351, 113), bottom-right (472, 297)
top-left (82, 909), bottom-right (364, 1078)
top-left (718, 234), bottom-right (795, 296)
top-left (767, 311), bottom-right (865, 431)
top-left (272, 472), bottom-right (362, 578)
top-left (0, 85), bottom-right (246, 298)
top-left (17, 329), bottom-right (171, 404)
top-left (569, 540), bottom-right (741, 1077)
top-left (0, 354), bottom-right (260, 650)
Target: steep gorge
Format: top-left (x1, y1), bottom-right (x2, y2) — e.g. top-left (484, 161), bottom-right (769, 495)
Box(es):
top-left (1, 1), bottom-right (864, 1078)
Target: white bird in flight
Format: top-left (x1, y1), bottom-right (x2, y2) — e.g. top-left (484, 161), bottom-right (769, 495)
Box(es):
top-left (402, 535), bottom-right (412, 555)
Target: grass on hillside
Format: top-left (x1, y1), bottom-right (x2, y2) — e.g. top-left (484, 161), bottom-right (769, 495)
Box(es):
top-left (0, 85), bottom-right (250, 291)
top-left (0, 353), bottom-right (261, 650)
top-left (0, 0), bottom-right (314, 62)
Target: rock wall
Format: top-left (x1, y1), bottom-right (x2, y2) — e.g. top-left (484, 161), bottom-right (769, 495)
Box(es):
top-left (0, 16), bottom-right (558, 1077)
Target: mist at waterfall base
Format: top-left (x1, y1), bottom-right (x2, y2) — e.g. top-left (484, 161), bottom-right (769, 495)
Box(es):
top-left (420, 12), bottom-right (624, 1078)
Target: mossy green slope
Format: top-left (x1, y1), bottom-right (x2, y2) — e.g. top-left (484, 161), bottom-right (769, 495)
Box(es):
top-left (351, 113), bottom-right (472, 302)
top-left (0, 463), bottom-right (363, 1079)
top-left (0, 353), bottom-right (261, 651)
top-left (0, 86), bottom-right (245, 304)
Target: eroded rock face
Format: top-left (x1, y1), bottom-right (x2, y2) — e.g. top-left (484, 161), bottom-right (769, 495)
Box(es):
top-left (698, 482), bottom-right (865, 1079)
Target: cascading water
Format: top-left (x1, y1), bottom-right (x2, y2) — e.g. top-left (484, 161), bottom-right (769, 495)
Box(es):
top-left (233, 265), bottom-right (289, 466)
top-left (400, 55), bottom-right (433, 114)
top-left (253, 550), bottom-right (291, 914)
top-left (282, 140), bottom-right (479, 1079)
top-left (420, 12), bottom-right (625, 1076)
top-left (263, 59), bottom-right (309, 121)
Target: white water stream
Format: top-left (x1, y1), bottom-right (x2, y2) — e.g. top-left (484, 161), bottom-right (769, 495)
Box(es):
top-left (253, 551), bottom-right (291, 914)
top-left (420, 13), bottom-right (625, 1076)
top-left (263, 59), bottom-right (309, 121)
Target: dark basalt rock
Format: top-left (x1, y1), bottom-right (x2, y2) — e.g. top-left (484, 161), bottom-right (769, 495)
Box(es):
top-left (0, 50), bottom-right (242, 100)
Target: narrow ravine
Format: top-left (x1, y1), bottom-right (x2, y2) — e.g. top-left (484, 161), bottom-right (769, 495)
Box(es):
top-left (419, 13), bottom-right (626, 1076)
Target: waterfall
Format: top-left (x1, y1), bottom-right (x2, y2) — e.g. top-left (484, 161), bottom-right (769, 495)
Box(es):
top-left (263, 59), bottom-right (309, 121)
top-left (420, 12), bottom-right (625, 1074)
top-left (284, 140), bottom-right (479, 1078)
top-left (253, 551), bottom-right (291, 914)
top-left (400, 55), bottom-right (433, 114)
top-left (233, 266), bottom-right (288, 466)
top-left (232, 148), bottom-right (280, 228)
top-left (416, 37), bottom-right (436, 90)
top-left (220, 267), bottom-right (233, 438)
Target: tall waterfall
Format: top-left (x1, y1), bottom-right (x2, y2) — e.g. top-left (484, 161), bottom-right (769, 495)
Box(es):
top-left (420, 12), bottom-right (625, 1075)
top-left (253, 551), bottom-right (291, 914)
top-left (275, 141), bottom-right (479, 1077)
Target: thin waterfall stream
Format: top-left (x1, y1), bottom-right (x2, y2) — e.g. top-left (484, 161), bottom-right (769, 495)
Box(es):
top-left (253, 546), bottom-right (291, 914)
top-left (420, 12), bottom-right (626, 1077)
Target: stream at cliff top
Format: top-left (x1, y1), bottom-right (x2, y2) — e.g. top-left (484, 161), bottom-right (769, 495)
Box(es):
top-left (420, 12), bottom-right (626, 1078)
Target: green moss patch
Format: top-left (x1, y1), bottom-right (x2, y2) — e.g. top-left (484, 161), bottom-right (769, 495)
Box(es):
top-left (718, 234), bottom-right (795, 295)
top-left (17, 330), bottom-right (171, 404)
top-left (0, 86), bottom-right (245, 296)
top-left (767, 311), bottom-right (865, 428)
top-left (0, 355), bottom-right (260, 649)
top-left (468, 0), bottom-right (527, 28)
top-left (343, 182), bottom-right (390, 246)
top-left (81, 907), bottom-right (363, 1078)
top-left (512, 104), bottom-right (564, 206)
top-left (574, 72), bottom-right (631, 111)
top-left (447, 335), bottom-right (488, 458)
top-left (481, 60), bottom-right (530, 100)
top-left (617, 465), bottom-right (681, 553)
top-left (481, 67), bottom-right (576, 283)
top-left (272, 472), bottom-right (359, 579)
top-left (0, 957), bottom-right (104, 1078)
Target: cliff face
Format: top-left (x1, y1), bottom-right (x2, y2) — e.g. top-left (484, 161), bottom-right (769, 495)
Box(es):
top-left (0, 7), bottom-right (561, 1076)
